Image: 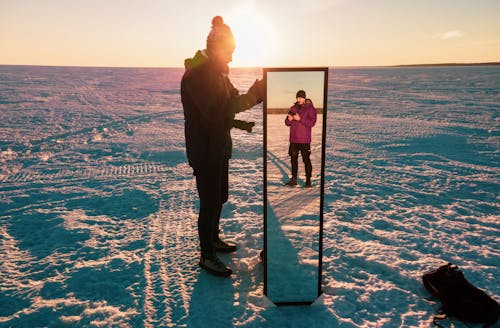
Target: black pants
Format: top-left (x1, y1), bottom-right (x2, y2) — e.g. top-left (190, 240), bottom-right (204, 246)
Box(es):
top-left (289, 143), bottom-right (312, 179)
top-left (193, 160), bottom-right (229, 257)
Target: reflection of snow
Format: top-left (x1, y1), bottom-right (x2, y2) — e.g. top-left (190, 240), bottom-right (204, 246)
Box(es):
top-left (266, 199), bottom-right (319, 303)
top-left (265, 114), bottom-right (323, 303)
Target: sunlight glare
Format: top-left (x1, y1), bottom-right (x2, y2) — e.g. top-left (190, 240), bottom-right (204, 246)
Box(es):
top-left (225, 6), bottom-right (279, 67)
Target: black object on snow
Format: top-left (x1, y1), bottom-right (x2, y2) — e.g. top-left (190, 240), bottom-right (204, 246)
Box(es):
top-left (422, 263), bottom-right (500, 327)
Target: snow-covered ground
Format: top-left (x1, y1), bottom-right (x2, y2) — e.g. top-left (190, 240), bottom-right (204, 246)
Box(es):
top-left (0, 65), bottom-right (498, 327)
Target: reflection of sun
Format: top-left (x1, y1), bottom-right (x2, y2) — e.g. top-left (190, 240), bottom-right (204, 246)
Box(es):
top-left (225, 6), bottom-right (279, 67)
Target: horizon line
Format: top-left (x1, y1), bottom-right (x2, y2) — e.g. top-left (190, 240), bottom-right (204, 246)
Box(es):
top-left (1, 62), bottom-right (499, 70)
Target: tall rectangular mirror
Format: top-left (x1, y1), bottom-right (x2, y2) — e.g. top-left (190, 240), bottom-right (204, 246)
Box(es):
top-left (263, 67), bottom-right (328, 305)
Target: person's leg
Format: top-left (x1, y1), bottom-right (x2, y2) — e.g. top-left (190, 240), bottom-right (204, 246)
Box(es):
top-left (211, 160), bottom-right (227, 241)
top-left (194, 164), bottom-right (221, 258)
top-left (286, 144), bottom-right (299, 185)
top-left (300, 144), bottom-right (312, 187)
top-left (301, 144), bottom-right (312, 178)
top-left (194, 162), bottom-right (232, 276)
top-left (291, 155), bottom-right (299, 179)
top-left (212, 205), bottom-right (223, 241)
top-left (212, 160), bottom-right (236, 252)
top-left (211, 160), bottom-right (235, 251)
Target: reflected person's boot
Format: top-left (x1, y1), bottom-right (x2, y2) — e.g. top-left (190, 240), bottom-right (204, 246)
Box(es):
top-left (285, 177), bottom-right (297, 186)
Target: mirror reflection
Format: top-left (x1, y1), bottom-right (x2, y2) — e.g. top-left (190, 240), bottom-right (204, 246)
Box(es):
top-left (264, 68), bottom-right (327, 304)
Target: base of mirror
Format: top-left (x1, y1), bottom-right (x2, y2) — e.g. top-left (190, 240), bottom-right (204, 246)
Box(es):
top-left (263, 292), bottom-right (324, 307)
top-left (261, 295), bottom-right (277, 308)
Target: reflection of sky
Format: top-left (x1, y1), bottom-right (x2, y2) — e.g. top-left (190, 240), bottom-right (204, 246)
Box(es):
top-left (267, 71), bottom-right (325, 109)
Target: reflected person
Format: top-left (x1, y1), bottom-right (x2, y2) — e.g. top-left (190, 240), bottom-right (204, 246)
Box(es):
top-left (181, 16), bottom-right (264, 277)
top-left (285, 90), bottom-right (317, 188)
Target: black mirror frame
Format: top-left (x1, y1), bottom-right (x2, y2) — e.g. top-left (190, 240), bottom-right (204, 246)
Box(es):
top-left (263, 67), bottom-right (328, 306)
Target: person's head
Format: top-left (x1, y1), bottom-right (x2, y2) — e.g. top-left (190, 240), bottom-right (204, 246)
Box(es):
top-left (296, 90), bottom-right (306, 105)
top-left (206, 16), bottom-right (236, 65)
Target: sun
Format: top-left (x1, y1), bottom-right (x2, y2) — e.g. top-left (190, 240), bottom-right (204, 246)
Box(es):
top-left (225, 7), bottom-right (279, 67)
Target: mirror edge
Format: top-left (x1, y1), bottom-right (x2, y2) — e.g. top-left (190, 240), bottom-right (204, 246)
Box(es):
top-left (318, 67), bottom-right (328, 299)
top-left (262, 66), bottom-right (329, 305)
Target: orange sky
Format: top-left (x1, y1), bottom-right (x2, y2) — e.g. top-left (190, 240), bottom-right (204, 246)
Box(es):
top-left (1, 0), bottom-right (499, 67)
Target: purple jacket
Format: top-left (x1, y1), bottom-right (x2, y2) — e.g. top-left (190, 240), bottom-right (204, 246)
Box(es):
top-left (285, 101), bottom-right (317, 144)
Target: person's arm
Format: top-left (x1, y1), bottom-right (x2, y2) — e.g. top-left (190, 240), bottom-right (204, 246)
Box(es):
top-left (226, 78), bottom-right (264, 115)
top-left (299, 105), bottom-right (317, 128)
top-left (285, 106), bottom-right (295, 126)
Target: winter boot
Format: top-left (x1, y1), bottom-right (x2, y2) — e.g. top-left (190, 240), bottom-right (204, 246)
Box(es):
top-left (285, 177), bottom-right (298, 186)
top-left (199, 254), bottom-right (232, 277)
top-left (305, 177), bottom-right (312, 188)
top-left (213, 237), bottom-right (237, 253)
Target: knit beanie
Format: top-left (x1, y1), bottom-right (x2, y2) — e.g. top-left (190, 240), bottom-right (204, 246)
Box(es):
top-left (296, 90), bottom-right (306, 99)
top-left (206, 16), bottom-right (236, 51)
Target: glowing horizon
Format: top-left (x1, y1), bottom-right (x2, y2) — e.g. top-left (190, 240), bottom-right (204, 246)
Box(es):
top-left (1, 0), bottom-right (499, 68)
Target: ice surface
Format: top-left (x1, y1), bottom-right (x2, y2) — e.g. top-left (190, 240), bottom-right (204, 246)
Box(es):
top-left (0, 65), bottom-right (499, 327)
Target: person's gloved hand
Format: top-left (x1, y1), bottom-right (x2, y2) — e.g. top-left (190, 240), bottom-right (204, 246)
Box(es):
top-left (247, 78), bottom-right (264, 104)
top-left (233, 119), bottom-right (255, 133)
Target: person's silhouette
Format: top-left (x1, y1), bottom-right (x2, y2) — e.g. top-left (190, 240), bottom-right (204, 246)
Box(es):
top-left (285, 91), bottom-right (317, 188)
top-left (181, 16), bottom-right (264, 277)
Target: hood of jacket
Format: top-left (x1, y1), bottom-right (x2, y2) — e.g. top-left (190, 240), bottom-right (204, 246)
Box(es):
top-left (290, 101), bottom-right (314, 114)
top-left (184, 50), bottom-right (209, 70)
top-left (184, 49), bottom-right (230, 75)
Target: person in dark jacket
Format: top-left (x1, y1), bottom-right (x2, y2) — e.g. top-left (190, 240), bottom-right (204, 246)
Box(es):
top-left (284, 90), bottom-right (317, 187)
top-left (181, 16), bottom-right (264, 277)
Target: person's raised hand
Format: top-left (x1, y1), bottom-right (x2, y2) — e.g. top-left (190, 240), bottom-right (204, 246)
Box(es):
top-left (247, 79), bottom-right (264, 104)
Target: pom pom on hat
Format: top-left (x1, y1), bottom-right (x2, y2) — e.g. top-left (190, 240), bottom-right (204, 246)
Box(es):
top-left (212, 16), bottom-right (224, 27)
top-left (207, 16), bottom-right (235, 51)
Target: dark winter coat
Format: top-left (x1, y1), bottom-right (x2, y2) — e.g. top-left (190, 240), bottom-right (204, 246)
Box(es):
top-left (181, 50), bottom-right (258, 168)
top-left (285, 101), bottom-right (317, 144)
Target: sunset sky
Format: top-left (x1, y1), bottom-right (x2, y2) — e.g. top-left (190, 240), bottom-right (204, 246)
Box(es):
top-left (267, 71), bottom-right (325, 109)
top-left (1, 0), bottom-right (499, 67)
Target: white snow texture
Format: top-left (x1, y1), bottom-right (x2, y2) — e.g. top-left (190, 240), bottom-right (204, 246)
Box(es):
top-left (0, 65), bottom-right (499, 327)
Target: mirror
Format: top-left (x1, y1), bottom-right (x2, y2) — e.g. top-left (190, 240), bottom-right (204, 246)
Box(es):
top-left (263, 67), bottom-right (328, 305)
